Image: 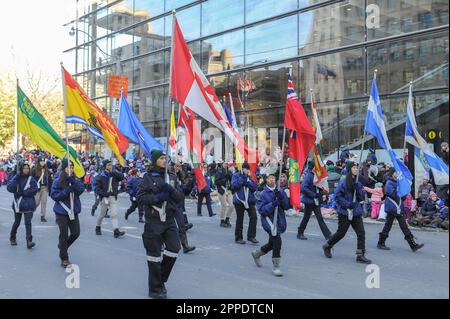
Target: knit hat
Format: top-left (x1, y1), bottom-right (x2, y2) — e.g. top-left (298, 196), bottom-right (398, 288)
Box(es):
top-left (151, 149), bottom-right (165, 165)
top-left (242, 161), bottom-right (250, 170)
top-left (375, 182), bottom-right (383, 188)
top-left (307, 160), bottom-right (315, 170)
top-left (61, 158), bottom-right (73, 170)
top-left (18, 161), bottom-right (30, 173)
top-left (429, 191), bottom-right (437, 198)
top-left (102, 159), bottom-right (112, 168)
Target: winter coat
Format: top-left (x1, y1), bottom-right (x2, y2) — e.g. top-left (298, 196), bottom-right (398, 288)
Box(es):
top-left (126, 176), bottom-right (142, 199)
top-left (136, 168), bottom-right (184, 221)
top-left (215, 168), bottom-right (232, 195)
top-left (384, 178), bottom-right (404, 215)
top-left (256, 186), bottom-right (290, 235)
top-left (334, 178), bottom-right (364, 217)
top-left (50, 172), bottom-right (85, 216)
top-left (7, 174), bottom-right (38, 213)
top-left (301, 170), bottom-right (320, 206)
top-left (363, 186), bottom-right (383, 202)
top-left (231, 172), bottom-right (258, 206)
top-left (94, 170), bottom-right (124, 199)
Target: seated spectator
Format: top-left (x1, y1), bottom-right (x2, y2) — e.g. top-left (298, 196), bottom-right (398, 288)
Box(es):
top-left (417, 178), bottom-right (434, 207)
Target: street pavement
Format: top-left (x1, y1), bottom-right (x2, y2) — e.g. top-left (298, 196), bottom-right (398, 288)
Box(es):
top-left (0, 187), bottom-right (448, 299)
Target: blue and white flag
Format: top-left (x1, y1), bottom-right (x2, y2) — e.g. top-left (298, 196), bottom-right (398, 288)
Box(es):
top-left (364, 73), bottom-right (413, 197)
top-left (405, 84), bottom-right (449, 186)
top-left (117, 92), bottom-right (164, 157)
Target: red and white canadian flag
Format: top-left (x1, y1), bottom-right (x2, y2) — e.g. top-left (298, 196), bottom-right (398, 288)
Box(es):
top-left (170, 16), bottom-right (258, 179)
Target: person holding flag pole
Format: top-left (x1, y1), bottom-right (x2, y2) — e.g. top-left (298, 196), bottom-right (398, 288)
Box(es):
top-left (137, 10), bottom-right (184, 299)
top-left (377, 82), bottom-right (427, 252)
top-left (297, 89), bottom-right (331, 241)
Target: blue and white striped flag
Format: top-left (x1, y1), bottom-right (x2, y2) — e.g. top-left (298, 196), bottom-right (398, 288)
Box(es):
top-left (405, 84), bottom-right (449, 186)
top-left (364, 72), bottom-right (413, 197)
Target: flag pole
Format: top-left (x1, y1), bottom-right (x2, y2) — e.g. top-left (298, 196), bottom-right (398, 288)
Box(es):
top-left (15, 79), bottom-right (20, 173)
top-left (271, 67), bottom-right (290, 236)
top-left (61, 62), bottom-right (74, 219)
top-left (403, 82), bottom-right (413, 164)
top-left (166, 9), bottom-right (177, 176)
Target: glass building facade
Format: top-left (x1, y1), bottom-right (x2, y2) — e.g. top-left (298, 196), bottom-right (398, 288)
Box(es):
top-left (64, 0), bottom-right (449, 158)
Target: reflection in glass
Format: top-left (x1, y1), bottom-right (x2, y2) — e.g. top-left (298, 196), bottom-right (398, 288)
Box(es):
top-left (245, 15), bottom-right (297, 65)
top-left (201, 30), bottom-right (244, 74)
top-left (201, 0), bottom-right (244, 36)
top-left (245, 0), bottom-right (297, 23)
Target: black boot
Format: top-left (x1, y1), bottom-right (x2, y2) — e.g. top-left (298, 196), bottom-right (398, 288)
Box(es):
top-left (405, 234), bottom-right (424, 252)
top-left (26, 236), bottom-right (35, 249)
top-left (95, 226), bottom-right (102, 235)
top-left (180, 233), bottom-right (196, 254)
top-left (322, 243), bottom-right (333, 258)
top-left (114, 228), bottom-right (125, 238)
top-left (220, 220), bottom-right (226, 227)
top-left (91, 208), bottom-right (95, 216)
top-left (297, 232), bottom-right (308, 240)
top-left (40, 216), bottom-right (47, 223)
top-left (185, 223), bottom-right (193, 230)
top-left (377, 233), bottom-right (391, 250)
top-left (125, 211), bottom-right (130, 220)
top-left (139, 216), bottom-right (144, 223)
top-left (10, 235), bottom-right (17, 246)
top-left (225, 217), bottom-right (232, 228)
top-left (356, 249), bottom-right (372, 264)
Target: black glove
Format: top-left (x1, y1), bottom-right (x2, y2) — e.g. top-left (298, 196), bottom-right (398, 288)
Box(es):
top-left (272, 195), bottom-right (281, 207)
top-left (67, 176), bottom-right (76, 184)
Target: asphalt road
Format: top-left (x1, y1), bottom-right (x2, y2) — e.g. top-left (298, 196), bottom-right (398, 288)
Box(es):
top-left (0, 187), bottom-right (448, 299)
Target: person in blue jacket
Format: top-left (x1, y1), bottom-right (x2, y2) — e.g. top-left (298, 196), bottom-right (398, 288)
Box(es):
top-left (378, 167), bottom-right (424, 252)
top-left (297, 161), bottom-right (332, 240)
top-left (125, 168), bottom-right (144, 223)
top-left (7, 161), bottom-right (39, 248)
top-left (51, 159), bottom-right (85, 268)
top-left (252, 173), bottom-right (290, 277)
top-left (231, 161), bottom-right (259, 244)
top-left (322, 161), bottom-right (372, 264)
top-left (197, 166), bottom-right (216, 217)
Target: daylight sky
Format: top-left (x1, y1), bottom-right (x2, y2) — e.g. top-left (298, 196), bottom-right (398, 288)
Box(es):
top-left (0, 0), bottom-right (77, 80)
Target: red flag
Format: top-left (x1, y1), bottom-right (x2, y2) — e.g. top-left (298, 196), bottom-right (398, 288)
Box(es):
top-left (285, 73), bottom-right (315, 209)
top-left (179, 106), bottom-right (207, 192)
top-left (170, 17), bottom-right (258, 180)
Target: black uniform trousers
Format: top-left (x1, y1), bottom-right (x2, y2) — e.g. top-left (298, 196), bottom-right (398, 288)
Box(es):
top-left (197, 192), bottom-right (214, 216)
top-left (127, 199), bottom-right (144, 218)
top-left (56, 214), bottom-right (80, 261)
top-left (11, 212), bottom-right (33, 238)
top-left (261, 233), bottom-right (282, 258)
top-left (327, 215), bottom-right (366, 251)
top-left (234, 203), bottom-right (257, 241)
top-left (380, 213), bottom-right (412, 238)
top-left (142, 216), bottom-right (181, 294)
top-left (298, 204), bottom-right (332, 239)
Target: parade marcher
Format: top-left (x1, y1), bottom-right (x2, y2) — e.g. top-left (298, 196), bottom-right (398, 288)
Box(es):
top-left (377, 168), bottom-right (424, 252)
top-left (32, 156), bottom-right (49, 222)
top-left (322, 161), bottom-right (372, 264)
top-left (197, 166), bottom-right (216, 217)
top-left (7, 161), bottom-right (39, 248)
top-left (94, 159), bottom-right (125, 238)
top-left (231, 161), bottom-right (259, 244)
top-left (252, 173), bottom-right (290, 277)
top-left (297, 161), bottom-right (332, 240)
top-left (215, 162), bottom-right (233, 228)
top-left (172, 163), bottom-right (195, 254)
top-left (50, 159), bottom-right (84, 268)
top-left (137, 150), bottom-right (183, 299)
top-left (125, 168), bottom-right (144, 223)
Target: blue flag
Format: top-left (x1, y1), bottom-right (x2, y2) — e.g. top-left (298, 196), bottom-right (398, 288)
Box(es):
top-left (404, 84), bottom-right (449, 185)
top-left (117, 92), bottom-right (164, 156)
top-left (223, 100), bottom-right (233, 127)
top-left (364, 74), bottom-right (413, 197)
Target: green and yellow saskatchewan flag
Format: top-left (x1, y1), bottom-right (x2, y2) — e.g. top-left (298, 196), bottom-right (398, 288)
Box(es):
top-left (17, 85), bottom-right (85, 177)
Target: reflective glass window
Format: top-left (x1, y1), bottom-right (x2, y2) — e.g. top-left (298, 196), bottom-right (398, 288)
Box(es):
top-left (245, 0), bottom-right (297, 24)
top-left (245, 15), bottom-right (297, 66)
top-left (201, 0), bottom-right (244, 36)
